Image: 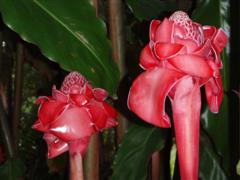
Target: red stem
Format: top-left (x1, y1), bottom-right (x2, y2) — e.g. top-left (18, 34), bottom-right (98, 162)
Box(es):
top-left (172, 77), bottom-right (201, 180)
top-left (70, 153), bottom-right (84, 180)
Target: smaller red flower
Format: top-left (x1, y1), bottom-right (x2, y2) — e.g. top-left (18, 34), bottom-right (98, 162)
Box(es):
top-left (32, 72), bottom-right (118, 158)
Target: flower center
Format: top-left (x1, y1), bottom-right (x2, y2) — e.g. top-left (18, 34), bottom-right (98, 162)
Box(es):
top-left (61, 72), bottom-right (86, 94)
top-left (169, 11), bottom-right (204, 46)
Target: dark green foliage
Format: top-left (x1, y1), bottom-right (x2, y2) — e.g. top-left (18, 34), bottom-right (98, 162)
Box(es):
top-left (0, 158), bottom-right (25, 180)
top-left (111, 123), bottom-right (168, 180)
top-left (193, 0), bottom-right (231, 171)
top-left (0, 0), bottom-right (119, 95)
top-left (199, 132), bottom-right (228, 180)
top-left (127, 0), bottom-right (177, 20)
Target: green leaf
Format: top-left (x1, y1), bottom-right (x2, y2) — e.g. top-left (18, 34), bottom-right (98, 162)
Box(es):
top-left (0, 0), bottom-right (119, 95)
top-left (0, 158), bottom-right (25, 180)
top-left (192, 0), bottom-right (230, 170)
top-left (111, 123), bottom-right (168, 180)
top-left (199, 132), bottom-right (228, 180)
top-left (127, 0), bottom-right (177, 21)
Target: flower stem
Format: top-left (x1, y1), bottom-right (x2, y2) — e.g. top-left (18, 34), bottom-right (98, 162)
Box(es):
top-left (70, 152), bottom-right (84, 180)
top-left (172, 77), bottom-right (201, 180)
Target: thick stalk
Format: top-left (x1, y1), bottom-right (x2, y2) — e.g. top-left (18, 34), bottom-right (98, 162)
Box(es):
top-left (172, 77), bottom-right (201, 180)
top-left (108, 0), bottom-right (127, 144)
top-left (70, 153), bottom-right (84, 180)
top-left (151, 151), bottom-right (160, 180)
top-left (0, 95), bottom-right (14, 158)
top-left (12, 43), bottom-right (24, 152)
top-left (84, 134), bottom-right (99, 180)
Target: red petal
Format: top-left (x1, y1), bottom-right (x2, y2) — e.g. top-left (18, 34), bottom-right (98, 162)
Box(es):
top-left (52, 86), bottom-right (68, 102)
top-left (168, 54), bottom-right (213, 78)
top-left (155, 18), bottom-right (174, 43)
top-left (102, 102), bottom-right (118, 118)
top-left (128, 67), bottom-right (184, 128)
top-left (194, 40), bottom-right (211, 56)
top-left (49, 107), bottom-right (94, 141)
top-left (104, 118), bottom-right (118, 129)
top-left (205, 77), bottom-right (223, 113)
top-left (35, 96), bottom-right (48, 104)
top-left (38, 100), bottom-right (68, 126)
top-left (87, 101), bottom-right (108, 129)
top-left (139, 44), bottom-right (159, 70)
top-left (172, 77), bottom-right (201, 180)
top-left (70, 94), bottom-right (89, 106)
top-left (149, 20), bottom-right (161, 41)
top-left (154, 42), bottom-right (184, 59)
top-left (211, 45), bottom-right (223, 68)
top-left (32, 120), bottom-right (46, 132)
top-left (203, 26), bottom-right (216, 39)
top-left (213, 28), bottom-right (228, 52)
top-left (43, 133), bottom-right (69, 159)
top-left (93, 88), bottom-right (108, 101)
top-left (174, 37), bottom-right (198, 53)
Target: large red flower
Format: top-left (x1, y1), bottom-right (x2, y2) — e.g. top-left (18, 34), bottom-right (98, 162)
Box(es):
top-left (128, 11), bottom-right (227, 180)
top-left (32, 72), bottom-right (118, 159)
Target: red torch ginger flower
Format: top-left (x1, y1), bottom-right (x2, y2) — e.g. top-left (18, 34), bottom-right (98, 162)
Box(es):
top-left (128, 11), bottom-right (227, 180)
top-left (32, 72), bottom-right (118, 158)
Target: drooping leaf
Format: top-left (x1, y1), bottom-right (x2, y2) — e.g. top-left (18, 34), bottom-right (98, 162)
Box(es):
top-left (192, 0), bottom-right (230, 170)
top-left (111, 123), bottom-right (168, 180)
top-left (127, 0), bottom-right (177, 21)
top-left (0, 0), bottom-right (119, 95)
top-left (199, 132), bottom-right (228, 180)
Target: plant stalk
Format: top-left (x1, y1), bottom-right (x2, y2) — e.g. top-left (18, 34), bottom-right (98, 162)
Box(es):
top-left (108, 0), bottom-right (127, 144)
top-left (70, 152), bottom-right (84, 180)
top-left (12, 43), bottom-right (24, 152)
top-left (172, 77), bottom-right (201, 180)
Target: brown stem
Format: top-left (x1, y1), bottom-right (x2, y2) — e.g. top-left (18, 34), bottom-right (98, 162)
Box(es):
top-left (70, 153), bottom-right (84, 180)
top-left (108, 0), bottom-right (128, 144)
top-left (0, 95), bottom-right (14, 158)
top-left (84, 134), bottom-right (100, 180)
top-left (93, 0), bottom-right (99, 17)
top-left (108, 0), bottom-right (125, 76)
top-left (151, 151), bottom-right (160, 180)
top-left (12, 43), bottom-right (24, 152)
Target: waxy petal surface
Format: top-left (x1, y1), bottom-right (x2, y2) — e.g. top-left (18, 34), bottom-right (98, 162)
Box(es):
top-left (168, 54), bottom-right (213, 78)
top-left (149, 20), bottom-right (161, 42)
top-left (155, 18), bottom-right (174, 43)
top-left (49, 107), bottom-right (94, 141)
top-left (172, 77), bottom-right (201, 180)
top-left (43, 133), bottom-right (69, 159)
top-left (205, 77), bottom-right (223, 113)
top-left (154, 42), bottom-right (184, 59)
top-left (38, 100), bottom-right (67, 126)
top-left (128, 68), bottom-right (184, 128)
top-left (139, 44), bottom-right (159, 70)
top-left (93, 88), bottom-right (108, 101)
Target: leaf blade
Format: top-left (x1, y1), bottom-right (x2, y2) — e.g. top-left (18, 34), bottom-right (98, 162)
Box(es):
top-left (112, 123), bottom-right (168, 180)
top-left (0, 0), bottom-right (119, 94)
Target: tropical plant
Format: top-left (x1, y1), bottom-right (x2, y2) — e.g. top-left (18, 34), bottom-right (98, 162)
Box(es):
top-left (0, 0), bottom-right (238, 179)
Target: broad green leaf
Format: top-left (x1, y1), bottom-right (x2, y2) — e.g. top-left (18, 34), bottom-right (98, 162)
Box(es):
top-left (199, 132), bottom-right (228, 180)
top-left (111, 123), bottom-right (168, 180)
top-left (0, 0), bottom-right (119, 95)
top-left (192, 0), bottom-right (230, 170)
top-left (127, 0), bottom-right (177, 21)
